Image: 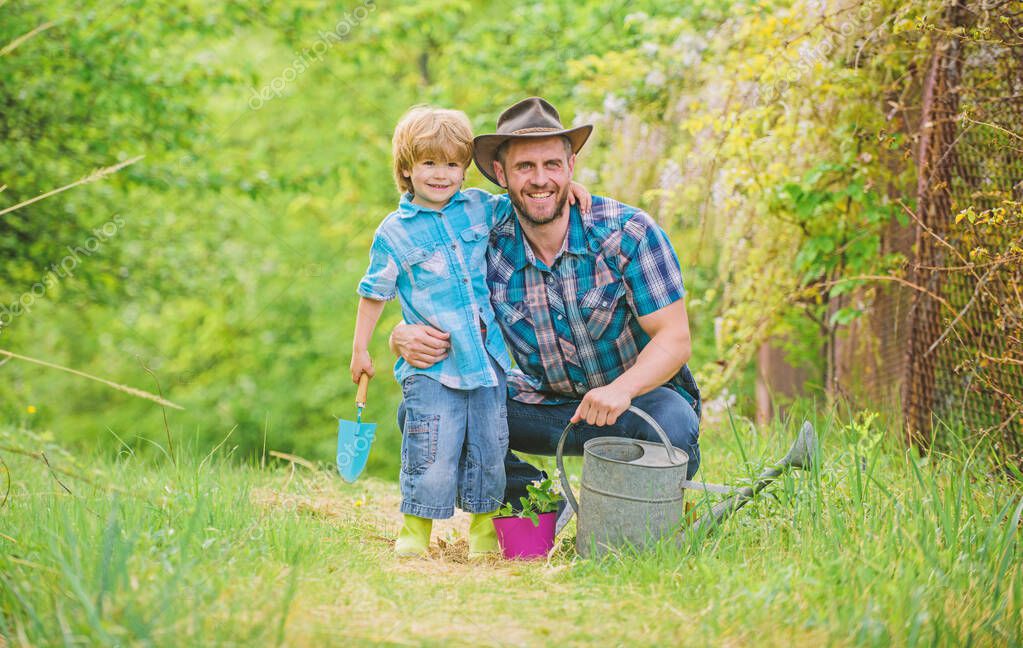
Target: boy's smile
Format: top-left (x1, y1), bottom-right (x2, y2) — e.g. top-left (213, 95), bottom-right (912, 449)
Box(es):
top-left (404, 159), bottom-right (465, 211)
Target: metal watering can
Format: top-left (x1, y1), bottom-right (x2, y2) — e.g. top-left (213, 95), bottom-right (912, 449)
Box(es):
top-left (555, 405), bottom-right (818, 558)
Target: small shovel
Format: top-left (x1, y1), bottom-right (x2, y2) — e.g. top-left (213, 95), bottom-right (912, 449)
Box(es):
top-left (336, 373), bottom-right (377, 483)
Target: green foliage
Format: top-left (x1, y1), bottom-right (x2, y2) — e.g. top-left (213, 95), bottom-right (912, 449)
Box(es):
top-left (563, 0), bottom-right (936, 397)
top-left (0, 1), bottom-right (257, 296)
top-left (2, 0), bottom-right (691, 475)
top-left (773, 149), bottom-right (906, 328)
top-left (4, 2), bottom-right (1021, 641)
top-left (3, 0), bottom-right (998, 472)
top-left (497, 476), bottom-right (562, 526)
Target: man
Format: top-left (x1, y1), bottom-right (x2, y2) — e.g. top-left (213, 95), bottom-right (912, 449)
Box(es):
top-left (392, 97), bottom-right (701, 505)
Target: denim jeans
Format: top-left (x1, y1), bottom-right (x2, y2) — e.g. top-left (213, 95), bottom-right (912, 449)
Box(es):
top-left (503, 386), bottom-right (701, 506)
top-left (395, 357), bottom-right (508, 519)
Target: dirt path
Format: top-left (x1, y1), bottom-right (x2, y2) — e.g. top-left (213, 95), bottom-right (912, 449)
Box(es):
top-left (251, 471), bottom-right (525, 569)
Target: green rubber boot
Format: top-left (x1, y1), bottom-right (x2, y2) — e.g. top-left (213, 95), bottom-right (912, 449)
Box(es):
top-left (395, 514), bottom-right (432, 557)
top-left (468, 510), bottom-right (501, 558)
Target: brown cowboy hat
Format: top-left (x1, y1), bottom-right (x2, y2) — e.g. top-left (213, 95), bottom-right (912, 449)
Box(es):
top-left (473, 97), bottom-right (593, 186)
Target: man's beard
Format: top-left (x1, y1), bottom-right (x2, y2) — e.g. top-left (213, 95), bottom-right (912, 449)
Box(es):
top-left (509, 185), bottom-right (571, 226)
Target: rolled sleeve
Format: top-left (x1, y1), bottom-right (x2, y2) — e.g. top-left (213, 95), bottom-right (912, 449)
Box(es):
top-left (621, 213), bottom-right (686, 316)
top-left (463, 187), bottom-right (512, 229)
top-left (486, 193), bottom-right (514, 229)
top-left (357, 233), bottom-right (399, 301)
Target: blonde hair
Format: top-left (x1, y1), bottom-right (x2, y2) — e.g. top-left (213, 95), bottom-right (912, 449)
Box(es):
top-left (391, 106), bottom-right (473, 194)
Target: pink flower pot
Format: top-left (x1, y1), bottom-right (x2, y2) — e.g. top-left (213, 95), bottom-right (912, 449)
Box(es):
top-left (493, 511), bottom-right (557, 559)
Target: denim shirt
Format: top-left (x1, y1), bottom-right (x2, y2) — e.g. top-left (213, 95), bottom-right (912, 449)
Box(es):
top-left (358, 188), bottom-right (512, 390)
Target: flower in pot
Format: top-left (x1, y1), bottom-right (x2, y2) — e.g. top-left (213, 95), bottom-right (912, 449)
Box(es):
top-left (493, 477), bottom-right (563, 559)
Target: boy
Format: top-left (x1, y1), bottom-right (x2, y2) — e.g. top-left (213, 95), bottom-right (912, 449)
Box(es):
top-left (350, 106), bottom-right (589, 557)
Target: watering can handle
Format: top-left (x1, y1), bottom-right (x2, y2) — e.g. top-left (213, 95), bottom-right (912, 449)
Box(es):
top-left (555, 404), bottom-right (684, 516)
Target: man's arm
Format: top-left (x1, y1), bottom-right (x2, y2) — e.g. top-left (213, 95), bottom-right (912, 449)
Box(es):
top-left (570, 299), bottom-right (691, 426)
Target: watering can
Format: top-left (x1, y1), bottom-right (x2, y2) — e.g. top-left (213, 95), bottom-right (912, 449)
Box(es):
top-left (556, 405), bottom-right (817, 558)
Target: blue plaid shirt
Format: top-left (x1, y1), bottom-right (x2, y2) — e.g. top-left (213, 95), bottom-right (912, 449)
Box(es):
top-left (358, 189), bottom-right (512, 390)
top-left (486, 196), bottom-right (701, 416)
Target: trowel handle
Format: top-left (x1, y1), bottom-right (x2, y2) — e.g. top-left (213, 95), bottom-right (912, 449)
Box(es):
top-left (356, 373), bottom-right (369, 408)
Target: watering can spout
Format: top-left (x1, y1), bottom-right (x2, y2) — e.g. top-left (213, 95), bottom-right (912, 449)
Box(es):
top-left (679, 420), bottom-right (818, 544)
top-left (780, 421), bottom-right (817, 471)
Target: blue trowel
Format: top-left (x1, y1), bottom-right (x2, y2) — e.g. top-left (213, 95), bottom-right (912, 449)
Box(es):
top-left (337, 374), bottom-right (377, 483)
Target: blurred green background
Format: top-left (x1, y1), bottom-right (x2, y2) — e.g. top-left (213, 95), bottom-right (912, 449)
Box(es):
top-left (2, 1), bottom-right (719, 477)
top-left (3, 0), bottom-right (924, 476)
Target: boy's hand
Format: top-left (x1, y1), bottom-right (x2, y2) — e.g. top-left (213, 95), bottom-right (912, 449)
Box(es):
top-left (350, 350), bottom-right (375, 384)
top-left (568, 181), bottom-right (593, 214)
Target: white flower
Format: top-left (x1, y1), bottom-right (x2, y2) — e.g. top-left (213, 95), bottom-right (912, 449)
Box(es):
top-left (603, 94), bottom-right (627, 117)
top-left (577, 168), bottom-right (599, 186)
top-left (659, 159), bottom-right (682, 193)
top-left (645, 69), bottom-right (666, 87)
top-left (624, 12), bottom-right (648, 26)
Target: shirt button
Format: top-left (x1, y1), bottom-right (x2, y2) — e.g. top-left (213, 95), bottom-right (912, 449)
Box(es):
top-left (545, 275), bottom-right (553, 284)
top-left (601, 301), bottom-right (608, 307)
top-left (451, 244), bottom-right (457, 250)
top-left (556, 314), bottom-right (563, 321)
top-left (462, 278), bottom-right (468, 284)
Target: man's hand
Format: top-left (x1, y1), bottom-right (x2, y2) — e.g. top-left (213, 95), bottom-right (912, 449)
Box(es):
top-left (350, 349), bottom-right (375, 384)
top-left (571, 384), bottom-right (632, 426)
top-left (568, 181), bottom-right (592, 214)
top-left (390, 323), bottom-right (451, 369)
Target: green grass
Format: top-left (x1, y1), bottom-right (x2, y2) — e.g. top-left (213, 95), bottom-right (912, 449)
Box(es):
top-left (1, 413), bottom-right (1020, 647)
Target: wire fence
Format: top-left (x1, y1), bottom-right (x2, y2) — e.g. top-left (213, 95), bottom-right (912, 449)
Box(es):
top-left (901, 1), bottom-right (1023, 463)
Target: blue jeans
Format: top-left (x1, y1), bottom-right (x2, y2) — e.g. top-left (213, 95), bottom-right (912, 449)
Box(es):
top-left (503, 386), bottom-right (701, 506)
top-left (395, 358), bottom-right (508, 519)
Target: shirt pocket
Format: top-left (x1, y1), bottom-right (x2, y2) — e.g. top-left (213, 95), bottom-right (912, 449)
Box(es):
top-left (578, 282), bottom-right (627, 339)
top-left (493, 301), bottom-right (537, 355)
top-left (460, 224), bottom-right (490, 269)
top-left (402, 243), bottom-right (450, 289)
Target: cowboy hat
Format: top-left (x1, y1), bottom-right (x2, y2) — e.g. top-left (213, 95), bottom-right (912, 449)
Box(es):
top-left (473, 97), bottom-right (593, 186)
